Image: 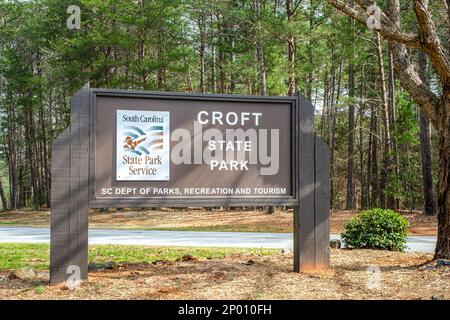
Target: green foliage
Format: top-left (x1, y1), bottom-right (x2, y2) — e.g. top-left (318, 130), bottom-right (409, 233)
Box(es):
top-left (395, 89), bottom-right (420, 146)
top-left (341, 209), bottom-right (409, 251)
top-left (0, 0), bottom-right (441, 211)
top-left (388, 88), bottom-right (424, 208)
top-left (34, 284), bottom-right (46, 294)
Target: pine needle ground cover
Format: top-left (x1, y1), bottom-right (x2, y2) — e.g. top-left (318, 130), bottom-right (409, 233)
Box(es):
top-left (0, 244), bottom-right (448, 300)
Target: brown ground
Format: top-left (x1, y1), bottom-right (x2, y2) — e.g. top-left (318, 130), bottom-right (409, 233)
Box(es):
top-left (0, 249), bottom-right (448, 300)
top-left (0, 209), bottom-right (438, 235)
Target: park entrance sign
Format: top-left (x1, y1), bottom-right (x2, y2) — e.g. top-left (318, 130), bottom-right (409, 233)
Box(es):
top-left (95, 91), bottom-right (294, 205)
top-left (50, 84), bottom-right (330, 285)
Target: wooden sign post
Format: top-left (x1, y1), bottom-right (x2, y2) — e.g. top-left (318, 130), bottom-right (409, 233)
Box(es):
top-left (50, 84), bottom-right (330, 285)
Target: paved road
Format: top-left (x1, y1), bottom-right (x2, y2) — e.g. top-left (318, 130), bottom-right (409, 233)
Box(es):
top-left (0, 226), bottom-right (437, 253)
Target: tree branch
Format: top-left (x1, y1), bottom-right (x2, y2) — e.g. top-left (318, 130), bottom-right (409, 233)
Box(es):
top-left (291, 0), bottom-right (304, 16)
top-left (389, 41), bottom-right (440, 127)
top-left (354, 0), bottom-right (374, 10)
top-left (327, 0), bottom-right (422, 48)
top-left (327, 0), bottom-right (442, 127)
top-left (413, 0), bottom-right (450, 86)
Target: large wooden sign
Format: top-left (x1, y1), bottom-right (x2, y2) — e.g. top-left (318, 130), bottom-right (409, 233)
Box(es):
top-left (50, 84), bottom-right (330, 285)
top-left (92, 91), bottom-right (297, 207)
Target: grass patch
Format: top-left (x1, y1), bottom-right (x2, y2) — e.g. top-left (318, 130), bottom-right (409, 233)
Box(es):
top-left (34, 283), bottom-right (46, 294)
top-left (0, 221), bottom-right (17, 225)
top-left (0, 243), bottom-right (277, 271)
top-left (0, 243), bottom-right (49, 270)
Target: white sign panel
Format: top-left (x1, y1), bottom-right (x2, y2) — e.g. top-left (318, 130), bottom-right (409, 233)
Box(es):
top-left (116, 110), bottom-right (170, 181)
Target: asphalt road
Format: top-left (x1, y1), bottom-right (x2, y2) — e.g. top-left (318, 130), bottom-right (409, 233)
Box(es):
top-left (0, 226), bottom-right (437, 253)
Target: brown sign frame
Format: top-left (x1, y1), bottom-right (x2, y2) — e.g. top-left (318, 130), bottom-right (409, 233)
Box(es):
top-left (50, 83), bottom-right (330, 285)
top-left (89, 89), bottom-right (299, 208)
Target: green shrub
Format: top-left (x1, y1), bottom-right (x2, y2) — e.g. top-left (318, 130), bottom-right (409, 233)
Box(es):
top-left (341, 209), bottom-right (409, 251)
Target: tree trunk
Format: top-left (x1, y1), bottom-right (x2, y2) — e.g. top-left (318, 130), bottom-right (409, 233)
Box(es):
top-left (420, 111), bottom-right (437, 214)
top-left (307, 0), bottom-right (314, 100)
top-left (328, 54), bottom-right (336, 207)
top-left (26, 102), bottom-right (40, 210)
top-left (286, 0), bottom-right (296, 96)
top-left (138, 1), bottom-right (147, 89)
top-left (346, 2), bottom-right (355, 210)
top-left (210, 13), bottom-right (217, 94)
top-left (330, 58), bottom-right (342, 209)
top-left (346, 59), bottom-right (355, 210)
top-left (7, 101), bottom-right (17, 210)
top-left (375, 32), bottom-right (395, 209)
top-left (388, 45), bottom-right (400, 209)
top-left (39, 92), bottom-right (50, 208)
top-left (435, 98), bottom-right (450, 259)
top-left (229, 23), bottom-right (236, 94)
top-left (418, 50), bottom-right (437, 215)
top-left (198, 16), bottom-right (206, 94)
top-left (254, 0), bottom-right (266, 96)
top-left (157, 22), bottom-right (165, 90)
top-left (370, 100), bottom-right (379, 208)
top-left (0, 177), bottom-right (7, 211)
top-left (359, 66), bottom-right (367, 209)
top-left (320, 71), bottom-right (329, 137)
top-left (217, 14), bottom-right (227, 94)
top-left (18, 125), bottom-right (26, 208)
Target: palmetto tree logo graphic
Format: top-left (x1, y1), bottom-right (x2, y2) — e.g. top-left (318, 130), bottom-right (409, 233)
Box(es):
top-left (123, 125), bottom-right (164, 156)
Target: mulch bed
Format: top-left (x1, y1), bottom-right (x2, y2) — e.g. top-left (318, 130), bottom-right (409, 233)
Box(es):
top-left (1, 249), bottom-right (448, 300)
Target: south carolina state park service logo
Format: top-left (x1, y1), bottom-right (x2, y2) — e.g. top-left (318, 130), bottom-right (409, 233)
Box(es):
top-left (116, 110), bottom-right (170, 181)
